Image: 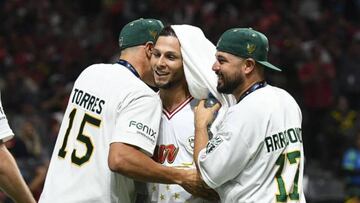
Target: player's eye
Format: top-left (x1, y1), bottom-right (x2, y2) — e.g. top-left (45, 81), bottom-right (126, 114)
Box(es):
top-left (165, 53), bottom-right (178, 61)
top-left (167, 55), bottom-right (175, 60)
top-left (216, 56), bottom-right (227, 64)
top-left (152, 51), bottom-right (161, 58)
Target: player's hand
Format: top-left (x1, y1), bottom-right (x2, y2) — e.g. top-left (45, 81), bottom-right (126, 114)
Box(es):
top-left (194, 100), bottom-right (221, 128)
top-left (180, 169), bottom-right (220, 200)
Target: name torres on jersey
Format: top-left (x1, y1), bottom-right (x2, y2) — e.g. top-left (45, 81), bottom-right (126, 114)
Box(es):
top-left (71, 88), bottom-right (105, 114)
top-left (265, 127), bottom-right (302, 153)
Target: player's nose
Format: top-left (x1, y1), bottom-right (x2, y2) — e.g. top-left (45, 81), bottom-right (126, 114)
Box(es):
top-left (156, 56), bottom-right (166, 69)
top-left (212, 61), bottom-right (220, 72)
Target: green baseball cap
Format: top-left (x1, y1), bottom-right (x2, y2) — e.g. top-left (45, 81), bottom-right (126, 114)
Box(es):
top-left (216, 28), bottom-right (281, 71)
top-left (119, 18), bottom-right (164, 50)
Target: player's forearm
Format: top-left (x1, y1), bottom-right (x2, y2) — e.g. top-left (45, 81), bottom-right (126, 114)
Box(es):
top-left (193, 100), bottom-right (220, 170)
top-left (0, 145), bottom-right (36, 203)
top-left (193, 125), bottom-right (209, 170)
top-left (108, 142), bottom-right (185, 184)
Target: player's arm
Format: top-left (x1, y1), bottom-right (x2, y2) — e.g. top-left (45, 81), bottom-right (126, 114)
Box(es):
top-left (109, 142), bottom-right (194, 184)
top-left (108, 142), bottom-right (219, 200)
top-left (193, 100), bottom-right (221, 169)
top-left (0, 141), bottom-right (36, 203)
top-left (108, 94), bottom-right (202, 190)
top-left (194, 100), bottom-right (253, 189)
top-left (184, 99), bottom-right (222, 200)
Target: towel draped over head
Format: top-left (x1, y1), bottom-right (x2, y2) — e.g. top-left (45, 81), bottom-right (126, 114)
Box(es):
top-left (171, 25), bottom-right (236, 132)
top-left (171, 25), bottom-right (236, 107)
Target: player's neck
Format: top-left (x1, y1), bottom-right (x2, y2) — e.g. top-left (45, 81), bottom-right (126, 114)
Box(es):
top-left (160, 83), bottom-right (191, 112)
top-left (119, 52), bottom-right (150, 83)
top-left (233, 76), bottom-right (264, 102)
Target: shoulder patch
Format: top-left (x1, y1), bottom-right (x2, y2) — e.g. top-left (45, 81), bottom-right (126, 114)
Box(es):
top-left (206, 136), bottom-right (223, 154)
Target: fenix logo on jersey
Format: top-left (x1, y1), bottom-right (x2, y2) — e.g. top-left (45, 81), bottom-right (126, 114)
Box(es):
top-left (129, 120), bottom-right (156, 143)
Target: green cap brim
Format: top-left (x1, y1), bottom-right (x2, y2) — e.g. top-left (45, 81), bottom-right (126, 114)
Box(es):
top-left (257, 61), bottom-right (282, 71)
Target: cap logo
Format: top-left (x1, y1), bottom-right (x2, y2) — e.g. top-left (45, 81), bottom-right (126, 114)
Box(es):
top-left (247, 43), bottom-right (256, 54)
top-left (149, 30), bottom-right (158, 39)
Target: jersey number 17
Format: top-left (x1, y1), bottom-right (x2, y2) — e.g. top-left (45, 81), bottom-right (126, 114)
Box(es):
top-left (275, 150), bottom-right (301, 202)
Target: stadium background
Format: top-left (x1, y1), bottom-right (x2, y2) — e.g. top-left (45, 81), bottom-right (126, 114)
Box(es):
top-left (1, 0), bottom-right (360, 202)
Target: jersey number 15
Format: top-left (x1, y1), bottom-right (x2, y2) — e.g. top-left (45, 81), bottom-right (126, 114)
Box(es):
top-left (58, 108), bottom-right (101, 166)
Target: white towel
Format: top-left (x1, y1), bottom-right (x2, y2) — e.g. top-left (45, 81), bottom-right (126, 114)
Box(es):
top-left (171, 25), bottom-right (236, 132)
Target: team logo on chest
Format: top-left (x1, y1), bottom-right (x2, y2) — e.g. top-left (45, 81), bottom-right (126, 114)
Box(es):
top-left (153, 144), bottom-right (179, 164)
top-left (188, 136), bottom-right (194, 149)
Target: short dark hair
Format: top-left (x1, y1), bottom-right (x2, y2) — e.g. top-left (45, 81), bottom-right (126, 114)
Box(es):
top-left (156, 25), bottom-right (177, 40)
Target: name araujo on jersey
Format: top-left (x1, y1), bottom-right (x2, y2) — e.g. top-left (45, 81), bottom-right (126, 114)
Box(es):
top-left (264, 127), bottom-right (302, 153)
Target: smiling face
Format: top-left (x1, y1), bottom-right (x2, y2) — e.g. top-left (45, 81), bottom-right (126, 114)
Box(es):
top-left (151, 36), bottom-right (185, 89)
top-left (212, 51), bottom-right (245, 94)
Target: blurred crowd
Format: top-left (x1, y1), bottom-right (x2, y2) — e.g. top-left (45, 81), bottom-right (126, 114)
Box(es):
top-left (0, 0), bottom-right (360, 202)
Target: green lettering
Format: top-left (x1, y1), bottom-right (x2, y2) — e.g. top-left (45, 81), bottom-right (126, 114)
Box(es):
top-left (272, 134), bottom-right (281, 150)
top-left (87, 96), bottom-right (96, 110)
top-left (278, 131), bottom-right (288, 148)
top-left (265, 137), bottom-right (274, 153)
top-left (295, 128), bottom-right (302, 143)
top-left (287, 128), bottom-right (298, 143)
top-left (79, 93), bottom-right (90, 108)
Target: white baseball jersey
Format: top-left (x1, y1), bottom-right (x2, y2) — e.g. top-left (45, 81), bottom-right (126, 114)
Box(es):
top-left (39, 63), bottom-right (162, 203)
top-left (198, 84), bottom-right (306, 203)
top-left (0, 94), bottom-right (14, 142)
top-left (148, 97), bottom-right (215, 203)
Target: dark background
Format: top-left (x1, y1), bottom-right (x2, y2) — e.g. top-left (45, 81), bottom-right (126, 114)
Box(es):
top-left (1, 0), bottom-right (360, 202)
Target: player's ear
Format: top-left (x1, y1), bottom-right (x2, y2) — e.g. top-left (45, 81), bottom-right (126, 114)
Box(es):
top-left (144, 41), bottom-right (154, 59)
top-left (244, 58), bottom-right (256, 74)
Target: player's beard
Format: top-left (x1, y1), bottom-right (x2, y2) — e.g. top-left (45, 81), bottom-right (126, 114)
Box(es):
top-left (155, 71), bottom-right (184, 90)
top-left (156, 79), bottom-right (178, 89)
top-left (216, 71), bottom-right (244, 94)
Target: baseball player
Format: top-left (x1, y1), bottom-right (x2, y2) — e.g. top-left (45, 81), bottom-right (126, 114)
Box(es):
top-left (147, 26), bottom-right (219, 203)
top-left (193, 28), bottom-right (306, 202)
top-left (39, 18), bottom-right (201, 203)
top-left (0, 93), bottom-right (36, 203)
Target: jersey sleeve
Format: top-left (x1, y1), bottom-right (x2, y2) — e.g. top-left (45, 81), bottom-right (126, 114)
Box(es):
top-left (0, 96), bottom-right (14, 142)
top-left (197, 108), bottom-right (259, 188)
top-left (197, 130), bottom-right (250, 188)
top-left (111, 94), bottom-right (162, 156)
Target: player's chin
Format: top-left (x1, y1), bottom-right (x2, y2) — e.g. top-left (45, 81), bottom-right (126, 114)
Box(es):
top-left (216, 82), bottom-right (227, 93)
top-left (217, 79), bottom-right (224, 89)
top-left (154, 80), bottom-right (168, 89)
